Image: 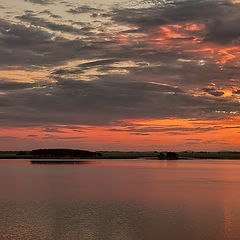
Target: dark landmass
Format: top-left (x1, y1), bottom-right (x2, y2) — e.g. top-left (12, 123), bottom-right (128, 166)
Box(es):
top-left (178, 151), bottom-right (240, 159)
top-left (98, 151), bottom-right (159, 159)
top-left (31, 149), bottom-right (102, 159)
top-left (158, 152), bottom-right (179, 160)
top-left (30, 160), bottom-right (95, 164)
top-left (0, 149), bottom-right (240, 160)
top-left (0, 149), bottom-right (101, 159)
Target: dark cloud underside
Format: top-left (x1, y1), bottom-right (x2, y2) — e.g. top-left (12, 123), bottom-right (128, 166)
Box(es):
top-left (0, 0), bottom-right (239, 128)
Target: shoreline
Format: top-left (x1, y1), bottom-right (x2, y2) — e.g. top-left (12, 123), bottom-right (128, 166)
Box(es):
top-left (1, 156), bottom-right (240, 160)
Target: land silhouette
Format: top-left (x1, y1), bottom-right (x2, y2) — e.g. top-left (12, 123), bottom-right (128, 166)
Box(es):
top-left (158, 152), bottom-right (179, 160)
top-left (31, 149), bottom-right (102, 159)
top-left (0, 149), bottom-right (240, 160)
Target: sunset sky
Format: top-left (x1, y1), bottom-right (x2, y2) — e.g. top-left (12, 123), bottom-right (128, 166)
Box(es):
top-left (0, 0), bottom-right (239, 151)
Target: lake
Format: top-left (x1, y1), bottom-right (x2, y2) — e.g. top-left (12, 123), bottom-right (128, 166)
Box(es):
top-left (1, 159), bottom-right (240, 240)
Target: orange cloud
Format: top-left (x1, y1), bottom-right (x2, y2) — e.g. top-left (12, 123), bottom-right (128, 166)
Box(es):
top-left (118, 34), bottom-right (128, 44)
top-left (141, 22), bottom-right (239, 68)
top-left (0, 69), bottom-right (48, 82)
top-left (217, 46), bottom-right (240, 65)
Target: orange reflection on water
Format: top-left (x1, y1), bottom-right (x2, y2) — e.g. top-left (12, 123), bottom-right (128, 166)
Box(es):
top-left (223, 203), bottom-right (234, 240)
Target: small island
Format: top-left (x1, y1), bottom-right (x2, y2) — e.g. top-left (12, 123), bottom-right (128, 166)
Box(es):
top-left (31, 149), bottom-right (102, 159)
top-left (29, 149), bottom-right (102, 164)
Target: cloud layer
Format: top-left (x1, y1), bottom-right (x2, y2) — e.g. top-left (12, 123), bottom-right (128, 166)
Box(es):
top-left (0, 0), bottom-right (239, 150)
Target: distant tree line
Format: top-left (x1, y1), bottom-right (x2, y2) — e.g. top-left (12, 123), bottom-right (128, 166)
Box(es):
top-left (31, 149), bottom-right (102, 158)
top-left (158, 152), bottom-right (179, 160)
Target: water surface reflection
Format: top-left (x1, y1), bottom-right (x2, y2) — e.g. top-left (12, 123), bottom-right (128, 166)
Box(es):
top-left (0, 159), bottom-right (240, 239)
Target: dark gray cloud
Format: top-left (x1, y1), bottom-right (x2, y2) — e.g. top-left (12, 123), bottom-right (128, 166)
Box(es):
top-left (233, 90), bottom-right (240, 94)
top-left (110, 0), bottom-right (240, 45)
top-left (0, 18), bottom-right (104, 67)
top-left (52, 59), bottom-right (133, 76)
top-left (67, 5), bottom-right (101, 15)
top-left (16, 13), bottom-right (89, 35)
top-left (108, 125), bottom-right (232, 135)
top-left (78, 59), bottom-right (120, 68)
top-left (52, 68), bottom-right (84, 75)
top-left (0, 2), bottom-right (238, 90)
top-left (0, 80), bottom-right (34, 90)
top-left (205, 17), bottom-right (240, 45)
top-left (24, 0), bottom-right (54, 5)
top-left (0, 18), bottom-right (52, 46)
top-left (39, 10), bottom-right (62, 19)
top-left (0, 0), bottom-right (239, 130)
top-left (0, 77), bottom-right (239, 127)
top-left (202, 87), bottom-right (225, 97)
top-left (42, 127), bottom-right (66, 133)
top-left (130, 133), bottom-right (150, 135)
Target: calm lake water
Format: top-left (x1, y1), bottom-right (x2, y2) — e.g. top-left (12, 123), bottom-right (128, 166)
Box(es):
top-left (1, 159), bottom-right (240, 240)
